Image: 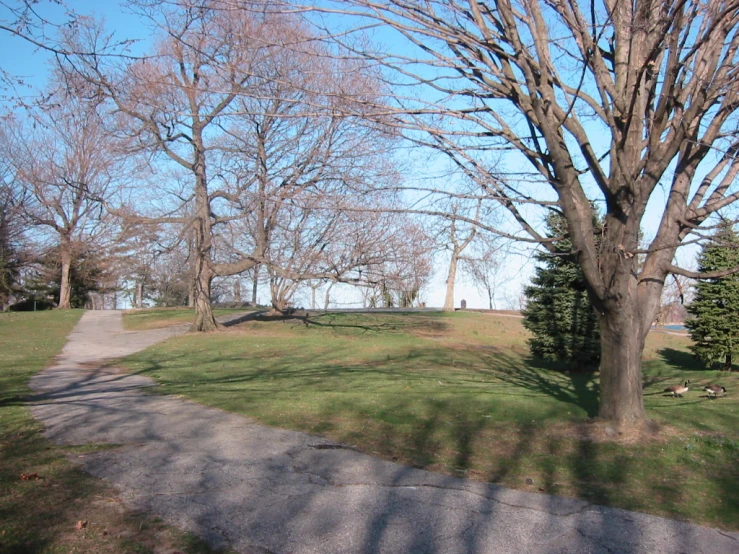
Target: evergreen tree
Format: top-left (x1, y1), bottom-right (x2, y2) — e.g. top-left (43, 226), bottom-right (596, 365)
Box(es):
top-left (0, 185), bottom-right (22, 310)
top-left (522, 211), bottom-right (600, 370)
top-left (685, 224), bottom-right (739, 370)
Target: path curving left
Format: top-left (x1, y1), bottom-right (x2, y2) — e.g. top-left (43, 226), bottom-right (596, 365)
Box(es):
top-left (29, 310), bottom-right (739, 554)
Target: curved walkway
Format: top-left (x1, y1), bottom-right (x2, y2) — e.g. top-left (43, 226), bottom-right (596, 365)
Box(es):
top-left (29, 310), bottom-right (738, 554)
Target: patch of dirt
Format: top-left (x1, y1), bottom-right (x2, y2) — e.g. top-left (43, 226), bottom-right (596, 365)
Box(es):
top-left (50, 496), bottom-right (197, 553)
top-left (542, 418), bottom-right (672, 445)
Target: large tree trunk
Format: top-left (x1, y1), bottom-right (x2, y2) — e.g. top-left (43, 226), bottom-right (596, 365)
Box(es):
top-left (190, 154), bottom-right (218, 332)
top-left (58, 241), bottom-right (72, 309)
top-left (443, 249), bottom-right (460, 311)
top-left (597, 306), bottom-right (647, 425)
top-left (191, 263), bottom-right (217, 331)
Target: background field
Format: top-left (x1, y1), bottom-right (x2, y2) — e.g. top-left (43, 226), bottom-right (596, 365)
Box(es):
top-left (121, 309), bottom-right (739, 530)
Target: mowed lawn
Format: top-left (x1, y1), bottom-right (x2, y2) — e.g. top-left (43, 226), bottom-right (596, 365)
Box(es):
top-left (121, 310), bottom-right (739, 530)
top-left (122, 306), bottom-right (254, 330)
top-left (0, 310), bottom-right (231, 554)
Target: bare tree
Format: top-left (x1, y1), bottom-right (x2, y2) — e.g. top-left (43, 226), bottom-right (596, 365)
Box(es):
top-left (309, 0), bottom-right (739, 425)
top-left (58, 2), bottom-right (294, 329)
top-left (59, 0), bottom-right (395, 329)
top-left (436, 202), bottom-right (480, 311)
top-left (1, 81), bottom-right (117, 309)
top-left (465, 237), bottom-right (510, 310)
top-left (363, 218), bottom-right (434, 308)
top-left (655, 274), bottom-right (692, 326)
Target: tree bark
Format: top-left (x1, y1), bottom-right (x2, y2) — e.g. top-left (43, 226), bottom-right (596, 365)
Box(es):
top-left (189, 160), bottom-right (218, 331)
top-left (191, 262), bottom-right (217, 331)
top-left (324, 281), bottom-right (335, 311)
top-left (233, 279), bottom-right (241, 304)
top-left (252, 264), bottom-right (259, 305)
top-left (443, 249), bottom-right (460, 311)
top-left (58, 241), bottom-right (72, 309)
top-left (135, 280), bottom-right (144, 309)
top-left (597, 306), bottom-right (647, 425)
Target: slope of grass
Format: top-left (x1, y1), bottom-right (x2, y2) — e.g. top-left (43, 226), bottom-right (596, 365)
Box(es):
top-left (121, 311), bottom-right (739, 530)
top-left (122, 307), bottom-right (258, 330)
top-left (0, 310), bottom-right (231, 554)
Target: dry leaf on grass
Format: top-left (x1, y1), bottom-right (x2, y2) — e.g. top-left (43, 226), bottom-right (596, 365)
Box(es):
top-left (20, 472), bottom-right (42, 481)
top-left (75, 520), bottom-right (88, 530)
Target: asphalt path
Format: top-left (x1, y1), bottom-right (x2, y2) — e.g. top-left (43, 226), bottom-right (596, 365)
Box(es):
top-left (29, 310), bottom-right (738, 554)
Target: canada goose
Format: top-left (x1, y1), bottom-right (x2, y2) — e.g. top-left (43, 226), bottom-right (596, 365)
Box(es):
top-left (663, 380), bottom-right (690, 397)
top-left (703, 384), bottom-right (727, 398)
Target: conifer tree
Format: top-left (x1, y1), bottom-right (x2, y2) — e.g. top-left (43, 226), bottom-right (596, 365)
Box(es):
top-left (522, 212), bottom-right (600, 370)
top-left (685, 225), bottom-right (739, 371)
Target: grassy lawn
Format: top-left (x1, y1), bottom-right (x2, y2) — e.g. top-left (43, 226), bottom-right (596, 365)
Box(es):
top-left (121, 309), bottom-right (739, 530)
top-left (0, 310), bottom-right (231, 554)
top-left (123, 306), bottom-right (260, 330)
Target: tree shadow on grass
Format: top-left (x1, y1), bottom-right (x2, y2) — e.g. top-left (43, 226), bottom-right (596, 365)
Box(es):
top-left (658, 348), bottom-right (705, 371)
top-left (121, 338), bottom-right (738, 531)
top-left (227, 311), bottom-right (449, 336)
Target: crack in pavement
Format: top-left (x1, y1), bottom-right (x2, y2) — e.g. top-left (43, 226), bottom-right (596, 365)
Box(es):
top-left (29, 311), bottom-right (739, 554)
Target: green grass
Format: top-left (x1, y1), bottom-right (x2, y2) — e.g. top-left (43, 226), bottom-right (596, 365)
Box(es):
top-left (121, 310), bottom-right (739, 530)
top-left (0, 310), bottom-right (233, 554)
top-left (122, 307), bottom-right (258, 330)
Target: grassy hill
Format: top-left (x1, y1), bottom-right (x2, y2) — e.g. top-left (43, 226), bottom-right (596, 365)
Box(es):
top-left (121, 309), bottom-right (738, 529)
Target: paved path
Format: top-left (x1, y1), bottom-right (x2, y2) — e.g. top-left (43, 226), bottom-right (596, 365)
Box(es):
top-left (29, 311), bottom-right (738, 554)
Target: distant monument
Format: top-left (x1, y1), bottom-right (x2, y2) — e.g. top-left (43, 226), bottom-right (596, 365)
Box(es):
top-left (460, 299), bottom-right (467, 310)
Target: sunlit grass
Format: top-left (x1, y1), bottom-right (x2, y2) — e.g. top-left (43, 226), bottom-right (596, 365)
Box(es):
top-left (122, 307), bottom-right (255, 330)
top-left (122, 311), bottom-right (739, 529)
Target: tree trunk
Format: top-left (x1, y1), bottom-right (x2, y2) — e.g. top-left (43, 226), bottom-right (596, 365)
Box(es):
top-left (233, 279), bottom-right (241, 304)
top-left (252, 264), bottom-right (260, 305)
top-left (726, 352), bottom-right (733, 371)
top-left (58, 241), bottom-right (73, 309)
top-left (135, 280), bottom-right (144, 309)
top-left (597, 304), bottom-right (647, 425)
top-left (443, 250), bottom-right (460, 311)
top-left (191, 263), bottom-right (217, 331)
top-left (324, 282), bottom-right (335, 311)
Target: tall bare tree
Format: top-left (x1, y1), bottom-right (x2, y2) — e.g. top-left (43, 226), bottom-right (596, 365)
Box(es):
top-left (60, 0), bottom-right (394, 330)
top-left (1, 81), bottom-right (117, 309)
top-left (58, 2), bottom-right (295, 329)
top-left (464, 236), bottom-right (510, 310)
top-left (311, 0), bottom-right (739, 425)
top-left (437, 202), bottom-right (480, 311)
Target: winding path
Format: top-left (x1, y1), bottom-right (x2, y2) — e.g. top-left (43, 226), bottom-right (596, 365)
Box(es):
top-left (29, 310), bottom-right (738, 554)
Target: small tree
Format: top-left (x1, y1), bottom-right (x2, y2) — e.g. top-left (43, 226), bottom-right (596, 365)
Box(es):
top-left (685, 225), bottom-right (739, 371)
top-left (522, 213), bottom-right (600, 370)
top-left (464, 236), bottom-right (509, 310)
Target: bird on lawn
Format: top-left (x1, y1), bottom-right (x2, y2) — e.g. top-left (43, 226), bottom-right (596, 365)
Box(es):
top-left (703, 384), bottom-right (727, 398)
top-left (663, 380), bottom-right (690, 397)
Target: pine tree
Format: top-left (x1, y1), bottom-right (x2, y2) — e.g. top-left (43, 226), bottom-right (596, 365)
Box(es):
top-left (0, 188), bottom-right (21, 310)
top-left (685, 224), bottom-right (739, 371)
top-left (522, 211), bottom-right (600, 370)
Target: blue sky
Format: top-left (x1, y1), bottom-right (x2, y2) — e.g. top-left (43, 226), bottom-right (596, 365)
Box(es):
top-left (0, 1), bottom-right (710, 309)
